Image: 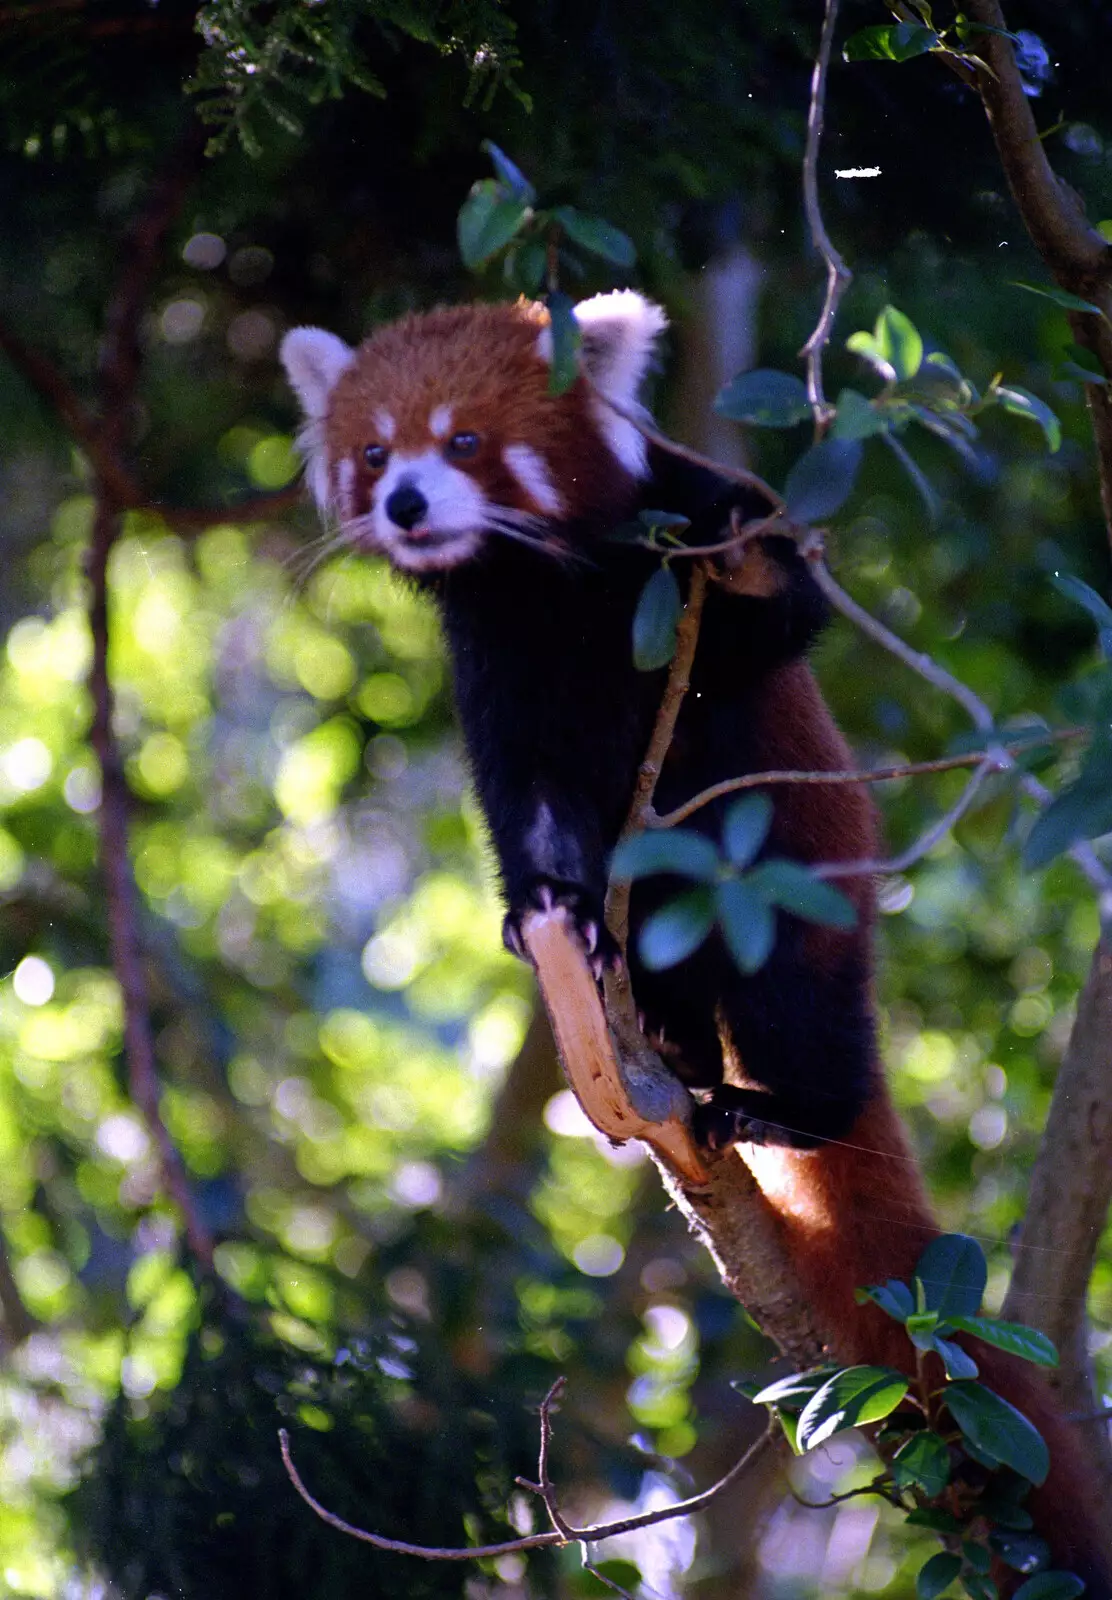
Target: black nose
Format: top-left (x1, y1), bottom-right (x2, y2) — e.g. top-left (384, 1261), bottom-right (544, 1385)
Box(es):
top-left (385, 485), bottom-right (429, 531)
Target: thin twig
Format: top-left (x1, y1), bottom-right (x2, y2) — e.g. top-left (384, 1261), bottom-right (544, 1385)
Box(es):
top-left (649, 726), bottom-right (1088, 829)
top-left (605, 563), bottom-right (709, 953)
top-left (597, 391), bottom-right (784, 509)
top-left (799, 0), bottom-right (852, 429)
top-left (815, 758), bottom-right (997, 880)
top-left (279, 1419), bottom-right (775, 1559)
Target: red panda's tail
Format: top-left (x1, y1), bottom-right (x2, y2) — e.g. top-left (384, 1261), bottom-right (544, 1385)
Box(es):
top-left (740, 1092), bottom-right (1111, 1594)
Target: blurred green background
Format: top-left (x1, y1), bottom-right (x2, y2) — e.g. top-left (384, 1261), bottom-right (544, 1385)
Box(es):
top-left (1, 1), bottom-right (1111, 1595)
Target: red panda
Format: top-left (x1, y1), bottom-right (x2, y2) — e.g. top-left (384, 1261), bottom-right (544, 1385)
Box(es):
top-left (281, 292), bottom-right (1109, 1590)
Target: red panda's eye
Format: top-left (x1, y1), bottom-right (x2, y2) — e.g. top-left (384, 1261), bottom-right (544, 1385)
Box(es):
top-left (363, 444), bottom-right (389, 471)
top-left (445, 431), bottom-right (480, 460)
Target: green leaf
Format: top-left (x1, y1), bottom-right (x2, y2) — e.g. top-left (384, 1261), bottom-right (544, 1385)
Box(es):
top-left (856, 1279), bottom-right (915, 1321)
top-left (480, 140), bottom-right (535, 203)
top-left (610, 829), bottom-right (721, 884)
top-left (944, 1383), bottom-right (1050, 1485)
top-left (715, 369), bottom-right (812, 427)
top-left (1051, 571), bottom-right (1112, 631)
top-left (1061, 341), bottom-right (1106, 377)
top-left (554, 207), bottom-right (636, 269)
top-left (746, 860), bottom-right (858, 928)
top-left (1012, 1575), bottom-right (1086, 1600)
top-left (917, 1552), bottom-right (962, 1600)
top-left (458, 180), bottom-right (530, 268)
top-left (546, 291), bottom-right (581, 395)
top-left (638, 509), bottom-right (692, 532)
top-left (914, 1234), bottom-right (987, 1317)
top-left (832, 388), bottom-right (890, 440)
top-left (961, 1576), bottom-right (998, 1600)
top-left (989, 1530), bottom-right (1050, 1575)
top-left (963, 1543), bottom-right (992, 1576)
top-left (892, 1430), bottom-right (950, 1497)
top-left (992, 384), bottom-right (1061, 452)
top-left (637, 888), bottom-right (715, 971)
top-left (1099, 220), bottom-right (1112, 244)
top-left (722, 793), bottom-right (773, 867)
top-left (715, 879), bottom-right (776, 974)
top-left (843, 23), bottom-right (940, 62)
top-left (505, 239), bottom-right (547, 296)
top-left (783, 438), bottom-right (863, 522)
top-left (876, 305), bottom-right (924, 380)
top-left (933, 1335), bottom-right (980, 1380)
top-left (750, 1367), bottom-right (840, 1409)
top-left (945, 1316), bottom-right (1058, 1368)
top-left (796, 1365), bottom-right (909, 1451)
top-left (1011, 280), bottom-right (1105, 317)
top-left (908, 1508), bottom-right (965, 1533)
top-left (883, 432), bottom-right (941, 525)
top-left (1024, 733), bottom-right (1112, 867)
top-left (631, 564), bottom-right (682, 671)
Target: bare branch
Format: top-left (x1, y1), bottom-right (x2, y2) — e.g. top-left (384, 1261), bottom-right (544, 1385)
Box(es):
top-left (649, 726), bottom-right (1088, 829)
top-left (817, 758), bottom-right (998, 880)
top-left (279, 1416), bottom-right (776, 1560)
top-left (799, 0), bottom-right (852, 429)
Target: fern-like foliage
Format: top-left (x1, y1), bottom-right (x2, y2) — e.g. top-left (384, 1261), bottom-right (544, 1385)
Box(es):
top-left (189, 0), bottom-right (525, 154)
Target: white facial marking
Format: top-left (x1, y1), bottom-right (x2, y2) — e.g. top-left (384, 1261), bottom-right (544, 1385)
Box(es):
top-left (373, 408), bottom-right (396, 443)
top-left (428, 404), bottom-right (454, 440)
top-left (335, 458), bottom-right (356, 518)
top-left (502, 444), bottom-right (564, 517)
top-left (369, 449), bottom-right (487, 572)
top-left (280, 327), bottom-right (356, 512)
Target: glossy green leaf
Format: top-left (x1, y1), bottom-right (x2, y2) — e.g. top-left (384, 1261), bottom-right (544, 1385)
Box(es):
top-left (934, 1334), bottom-right (980, 1380)
top-left (1011, 280), bottom-right (1105, 317)
top-left (546, 290), bottom-right (581, 395)
top-left (944, 1382), bottom-right (1050, 1485)
top-left (855, 1278), bottom-right (915, 1321)
top-left (832, 388), bottom-right (890, 440)
top-left (796, 1365), bottom-right (909, 1451)
top-left (749, 1366), bottom-right (840, 1409)
top-left (715, 879), bottom-right (776, 974)
top-left (892, 1430), bottom-right (950, 1498)
top-left (945, 1315), bottom-right (1058, 1368)
top-left (843, 22), bottom-right (940, 62)
top-left (480, 140), bottom-right (536, 203)
top-left (554, 207), bottom-right (636, 268)
top-left (1024, 734), bottom-right (1112, 867)
top-left (746, 860), bottom-right (858, 928)
top-left (914, 1233), bottom-right (987, 1317)
top-left (458, 180), bottom-right (530, 268)
top-left (715, 369), bottom-right (812, 427)
top-left (610, 828), bottom-right (721, 884)
top-left (876, 305), bottom-right (924, 379)
top-left (631, 564), bottom-right (682, 671)
top-left (1012, 1575), bottom-right (1086, 1600)
top-left (992, 384), bottom-right (1061, 452)
top-left (961, 1574), bottom-right (998, 1600)
top-left (637, 887), bottom-right (715, 971)
top-left (721, 793), bottom-right (773, 867)
top-left (989, 1530), bottom-right (1051, 1575)
top-left (783, 438), bottom-right (863, 522)
top-left (917, 1551), bottom-right (962, 1600)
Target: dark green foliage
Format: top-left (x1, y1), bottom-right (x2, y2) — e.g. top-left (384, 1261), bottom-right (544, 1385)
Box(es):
top-left (70, 1301), bottom-right (553, 1599)
top-left (631, 564), bottom-right (683, 670)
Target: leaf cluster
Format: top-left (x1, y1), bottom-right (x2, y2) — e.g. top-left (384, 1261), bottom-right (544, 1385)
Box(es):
top-left (746, 1235), bottom-right (1085, 1600)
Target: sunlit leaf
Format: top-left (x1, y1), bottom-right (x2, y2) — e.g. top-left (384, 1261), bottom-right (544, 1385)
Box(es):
top-left (796, 1365), bottom-right (909, 1451)
top-left (749, 1367), bottom-right (840, 1409)
top-left (945, 1316), bottom-right (1058, 1368)
top-left (843, 23), bottom-right (939, 62)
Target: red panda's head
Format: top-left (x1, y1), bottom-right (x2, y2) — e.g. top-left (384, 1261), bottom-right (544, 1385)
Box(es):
top-left (280, 292), bottom-right (668, 572)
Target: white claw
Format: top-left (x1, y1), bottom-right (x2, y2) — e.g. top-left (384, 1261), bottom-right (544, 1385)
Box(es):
top-left (537, 884), bottom-right (555, 911)
top-left (583, 921), bottom-right (598, 953)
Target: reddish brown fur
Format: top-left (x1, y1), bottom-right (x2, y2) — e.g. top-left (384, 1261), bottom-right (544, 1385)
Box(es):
top-left (325, 301), bottom-right (636, 521)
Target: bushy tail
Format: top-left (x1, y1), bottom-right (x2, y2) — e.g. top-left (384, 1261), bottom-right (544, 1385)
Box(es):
top-left (740, 1092), bottom-right (1111, 1594)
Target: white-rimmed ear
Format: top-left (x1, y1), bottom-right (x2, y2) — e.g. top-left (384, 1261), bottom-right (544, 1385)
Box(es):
top-left (280, 327), bottom-right (354, 512)
top-left (280, 327), bottom-right (354, 420)
top-left (535, 290), bottom-right (668, 477)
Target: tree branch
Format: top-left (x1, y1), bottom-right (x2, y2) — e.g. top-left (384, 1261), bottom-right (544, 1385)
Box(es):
top-left (279, 1405), bottom-right (776, 1559)
top-left (799, 0), bottom-right (852, 429)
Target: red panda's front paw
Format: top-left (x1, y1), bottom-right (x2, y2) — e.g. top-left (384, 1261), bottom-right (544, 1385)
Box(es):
top-left (503, 884), bottom-right (621, 979)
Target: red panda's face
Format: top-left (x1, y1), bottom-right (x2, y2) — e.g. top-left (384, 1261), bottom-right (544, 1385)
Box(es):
top-left (281, 293), bottom-right (669, 574)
